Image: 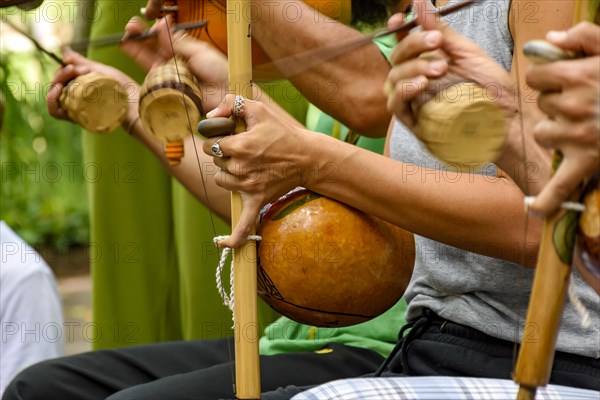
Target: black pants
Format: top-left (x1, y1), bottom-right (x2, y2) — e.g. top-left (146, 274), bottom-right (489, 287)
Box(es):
top-left (198, 311), bottom-right (600, 398)
top-left (377, 310), bottom-right (600, 391)
top-left (2, 339), bottom-right (383, 400)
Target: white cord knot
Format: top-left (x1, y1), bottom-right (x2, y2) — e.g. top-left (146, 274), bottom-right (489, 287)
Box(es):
top-left (214, 235), bottom-right (262, 327)
top-left (523, 196), bottom-right (586, 213)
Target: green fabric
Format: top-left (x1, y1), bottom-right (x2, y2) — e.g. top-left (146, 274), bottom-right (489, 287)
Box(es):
top-left (86, 0), bottom-right (181, 349)
top-left (260, 301), bottom-right (406, 358)
top-left (85, 4), bottom-right (400, 355)
top-left (259, 35), bottom-right (407, 358)
top-left (85, 1), bottom-right (287, 349)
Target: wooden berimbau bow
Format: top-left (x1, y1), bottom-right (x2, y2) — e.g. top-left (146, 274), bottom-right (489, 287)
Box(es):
top-left (186, 1), bottom-right (477, 398)
top-left (147, 1), bottom-right (259, 396)
top-left (147, 1), bottom-right (597, 398)
top-left (219, 2), bottom-right (477, 397)
top-left (225, 1), bottom-right (261, 398)
top-left (513, 2), bottom-right (598, 399)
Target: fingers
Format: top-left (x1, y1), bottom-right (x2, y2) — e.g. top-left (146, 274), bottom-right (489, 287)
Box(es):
top-left (206, 94), bottom-right (237, 119)
top-left (204, 94), bottom-right (263, 139)
top-left (525, 57), bottom-right (596, 93)
top-left (142, 0), bottom-right (163, 20)
top-left (389, 30), bottom-right (443, 66)
top-left (61, 47), bottom-right (88, 66)
top-left (387, 12), bottom-right (410, 42)
top-left (528, 156), bottom-right (590, 216)
top-left (157, 15), bottom-right (178, 57)
top-left (202, 129), bottom-right (262, 250)
top-left (413, 0), bottom-right (462, 51)
top-left (202, 95), bottom-right (294, 250)
top-left (537, 90), bottom-right (599, 123)
top-left (387, 13), bottom-right (405, 31)
top-left (535, 91), bottom-right (561, 117)
top-left (203, 135), bottom-right (232, 160)
top-left (202, 136), bottom-right (262, 249)
top-left (123, 16), bottom-right (147, 37)
top-left (534, 116), bottom-right (600, 153)
top-left (46, 63), bottom-right (89, 120)
top-left (172, 32), bottom-right (200, 60)
top-left (530, 57), bottom-right (600, 120)
top-left (385, 30), bottom-right (447, 129)
top-left (121, 17), bottom-right (159, 70)
top-left (525, 63), bottom-right (566, 92)
top-left (530, 113), bottom-right (600, 216)
top-left (532, 118), bottom-right (563, 150)
top-left (413, 0), bottom-right (446, 31)
top-left (546, 22), bottom-right (600, 56)
top-left (387, 56), bottom-right (448, 84)
top-left (47, 75), bottom-right (72, 120)
top-left (122, 16), bottom-right (175, 71)
top-left (385, 75), bottom-right (428, 127)
top-left (413, 0), bottom-right (489, 62)
top-left (216, 199), bottom-right (262, 249)
top-left (386, 0), bottom-right (492, 128)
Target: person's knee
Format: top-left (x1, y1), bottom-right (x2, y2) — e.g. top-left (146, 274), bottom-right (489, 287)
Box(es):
top-left (3, 359), bottom-right (63, 400)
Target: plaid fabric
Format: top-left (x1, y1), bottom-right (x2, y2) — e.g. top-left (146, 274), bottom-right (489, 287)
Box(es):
top-left (292, 376), bottom-right (600, 400)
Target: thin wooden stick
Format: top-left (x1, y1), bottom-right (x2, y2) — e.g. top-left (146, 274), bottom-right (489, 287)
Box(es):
top-left (513, 3), bottom-right (593, 398)
top-left (69, 20), bottom-right (208, 49)
top-left (513, 191), bottom-right (577, 399)
top-left (2, 20), bottom-right (65, 65)
top-left (266, 0), bottom-right (477, 79)
top-left (226, 1), bottom-right (260, 399)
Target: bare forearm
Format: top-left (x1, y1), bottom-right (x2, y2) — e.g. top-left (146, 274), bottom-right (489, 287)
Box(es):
top-left (124, 106), bottom-right (232, 221)
top-left (305, 132), bottom-right (541, 267)
top-left (121, 76), bottom-right (304, 222)
top-left (501, 0), bottom-right (575, 194)
top-left (251, 0), bottom-right (392, 136)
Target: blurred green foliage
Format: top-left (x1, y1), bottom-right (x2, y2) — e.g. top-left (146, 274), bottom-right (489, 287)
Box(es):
top-left (1, 28), bottom-right (89, 249)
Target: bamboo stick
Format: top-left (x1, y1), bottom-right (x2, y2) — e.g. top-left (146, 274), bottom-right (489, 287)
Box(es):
top-left (514, 202), bottom-right (576, 399)
top-left (226, 1), bottom-right (261, 398)
top-left (513, 3), bottom-right (594, 397)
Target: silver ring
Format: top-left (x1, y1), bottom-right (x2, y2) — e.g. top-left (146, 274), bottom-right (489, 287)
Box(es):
top-left (210, 137), bottom-right (224, 158)
top-left (233, 95), bottom-right (245, 118)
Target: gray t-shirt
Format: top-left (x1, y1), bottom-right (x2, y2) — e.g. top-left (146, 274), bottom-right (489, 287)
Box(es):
top-left (391, 0), bottom-right (599, 358)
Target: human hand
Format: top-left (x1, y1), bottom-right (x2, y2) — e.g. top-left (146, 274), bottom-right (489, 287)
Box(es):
top-left (46, 47), bottom-right (138, 125)
top-left (121, 16), bottom-right (173, 72)
top-left (141, 0), bottom-right (162, 20)
top-left (385, 0), bottom-right (515, 130)
top-left (122, 16), bottom-right (229, 112)
top-left (526, 22), bottom-right (600, 215)
top-left (201, 95), bottom-right (314, 248)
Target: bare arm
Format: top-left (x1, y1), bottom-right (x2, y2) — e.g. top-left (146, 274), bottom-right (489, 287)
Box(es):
top-left (46, 48), bottom-right (232, 219)
top-left (385, 0), bottom-right (575, 195)
top-left (526, 22), bottom-right (600, 215)
top-left (125, 109), bottom-right (232, 221)
top-left (121, 16), bottom-right (306, 128)
top-left (250, 0), bottom-right (393, 137)
top-left (141, 0), bottom-right (395, 136)
top-left (498, 0), bottom-right (575, 194)
top-left (204, 96), bottom-right (541, 267)
top-left (48, 20), bottom-right (308, 222)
